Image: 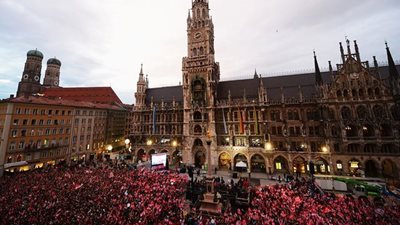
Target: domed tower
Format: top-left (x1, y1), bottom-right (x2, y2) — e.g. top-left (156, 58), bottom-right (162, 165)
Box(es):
top-left (16, 49), bottom-right (44, 97)
top-left (43, 57), bottom-right (61, 87)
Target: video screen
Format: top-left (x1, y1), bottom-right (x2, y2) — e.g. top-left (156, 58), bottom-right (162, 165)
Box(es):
top-left (151, 153), bottom-right (167, 169)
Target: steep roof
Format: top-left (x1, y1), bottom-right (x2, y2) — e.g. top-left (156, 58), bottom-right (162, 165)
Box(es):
top-left (1, 96), bottom-right (123, 110)
top-left (143, 65), bottom-right (399, 104)
top-left (145, 85), bottom-right (183, 105)
top-left (42, 87), bottom-right (123, 105)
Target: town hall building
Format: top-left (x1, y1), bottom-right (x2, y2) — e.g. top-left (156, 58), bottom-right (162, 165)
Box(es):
top-left (128, 0), bottom-right (400, 179)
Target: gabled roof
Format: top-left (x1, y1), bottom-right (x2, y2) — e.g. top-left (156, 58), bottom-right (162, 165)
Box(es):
top-left (143, 65), bottom-right (399, 104)
top-left (145, 85), bottom-right (183, 105)
top-left (1, 96), bottom-right (123, 110)
top-left (42, 87), bottom-right (123, 105)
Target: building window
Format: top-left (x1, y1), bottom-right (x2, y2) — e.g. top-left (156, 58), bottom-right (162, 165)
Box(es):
top-left (13, 119), bottom-right (19, 125)
top-left (9, 142), bottom-right (16, 150)
top-left (47, 120), bottom-right (52, 125)
top-left (11, 130), bottom-right (17, 137)
top-left (23, 119), bottom-right (28, 125)
top-left (275, 162), bottom-right (282, 170)
top-left (18, 141), bottom-right (25, 149)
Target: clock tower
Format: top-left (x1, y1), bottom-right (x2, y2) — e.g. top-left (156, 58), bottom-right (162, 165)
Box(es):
top-left (16, 49), bottom-right (44, 97)
top-left (182, 0), bottom-right (220, 167)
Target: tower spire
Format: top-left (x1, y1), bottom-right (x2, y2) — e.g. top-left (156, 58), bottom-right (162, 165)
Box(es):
top-left (339, 42), bottom-right (345, 63)
top-left (314, 51), bottom-right (323, 85)
top-left (386, 42), bottom-right (399, 79)
top-left (346, 38), bottom-right (351, 55)
top-left (254, 69), bottom-right (258, 79)
top-left (354, 40), bottom-right (361, 62)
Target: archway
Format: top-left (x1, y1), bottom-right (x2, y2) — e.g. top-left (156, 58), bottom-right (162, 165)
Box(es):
top-left (251, 154), bottom-right (266, 173)
top-left (382, 159), bottom-right (398, 178)
top-left (137, 149), bottom-right (146, 162)
top-left (218, 152), bottom-right (231, 170)
top-left (314, 157), bottom-right (330, 174)
top-left (171, 150), bottom-right (182, 167)
top-left (149, 149), bottom-right (156, 155)
top-left (292, 156), bottom-right (306, 174)
top-left (273, 156), bottom-right (288, 173)
top-left (233, 153), bottom-right (248, 172)
top-left (194, 150), bottom-right (205, 168)
top-left (365, 160), bottom-right (379, 177)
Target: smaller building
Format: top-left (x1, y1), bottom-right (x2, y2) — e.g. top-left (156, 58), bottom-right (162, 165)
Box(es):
top-left (0, 96), bottom-right (125, 176)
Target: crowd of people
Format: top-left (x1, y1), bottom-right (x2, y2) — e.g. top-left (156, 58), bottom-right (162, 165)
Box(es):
top-left (0, 165), bottom-right (188, 225)
top-left (187, 178), bottom-right (400, 225)
top-left (1, 163), bottom-right (400, 225)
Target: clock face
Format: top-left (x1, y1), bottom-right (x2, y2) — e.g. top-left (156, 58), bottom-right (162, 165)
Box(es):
top-left (23, 74), bottom-right (29, 80)
top-left (194, 32), bottom-right (202, 40)
top-left (54, 81), bottom-right (59, 85)
top-left (34, 75), bottom-right (40, 81)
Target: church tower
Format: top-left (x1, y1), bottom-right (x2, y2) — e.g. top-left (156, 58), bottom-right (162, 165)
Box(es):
top-left (43, 57), bottom-right (61, 87)
top-left (182, 0), bottom-right (220, 167)
top-left (16, 49), bottom-right (44, 97)
top-left (134, 64), bottom-right (147, 109)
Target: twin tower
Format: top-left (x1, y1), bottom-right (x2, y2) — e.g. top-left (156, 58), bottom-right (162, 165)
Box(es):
top-left (16, 49), bottom-right (61, 97)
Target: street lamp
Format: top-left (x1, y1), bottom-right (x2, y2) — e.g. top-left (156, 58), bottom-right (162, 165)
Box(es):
top-left (172, 140), bottom-right (177, 147)
top-left (107, 145), bottom-right (113, 152)
top-left (265, 142), bottom-right (273, 151)
top-left (321, 145), bottom-right (328, 153)
top-left (125, 139), bottom-right (130, 145)
top-left (146, 139), bottom-right (153, 146)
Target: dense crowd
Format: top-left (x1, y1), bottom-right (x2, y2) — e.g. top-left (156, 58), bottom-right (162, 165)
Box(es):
top-left (1, 165), bottom-right (399, 225)
top-left (187, 178), bottom-right (400, 225)
top-left (0, 165), bottom-right (187, 225)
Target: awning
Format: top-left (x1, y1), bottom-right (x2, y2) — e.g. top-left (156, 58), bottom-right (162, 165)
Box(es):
top-left (236, 161), bottom-right (247, 168)
top-left (4, 161), bottom-right (28, 169)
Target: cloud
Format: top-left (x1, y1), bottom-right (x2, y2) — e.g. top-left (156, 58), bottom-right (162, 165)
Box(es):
top-left (0, 0), bottom-right (399, 104)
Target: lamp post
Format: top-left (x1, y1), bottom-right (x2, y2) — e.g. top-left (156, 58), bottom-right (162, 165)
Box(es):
top-left (206, 139), bottom-right (212, 176)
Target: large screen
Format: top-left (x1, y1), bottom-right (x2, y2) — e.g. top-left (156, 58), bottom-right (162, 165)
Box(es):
top-left (151, 153), bottom-right (167, 168)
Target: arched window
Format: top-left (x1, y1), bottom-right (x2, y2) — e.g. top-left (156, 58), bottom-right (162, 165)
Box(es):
top-left (391, 104), bottom-right (400, 121)
top-left (343, 89), bottom-right (349, 98)
top-left (356, 105), bottom-right (368, 120)
top-left (194, 138), bottom-right (203, 146)
top-left (358, 89), bottom-right (364, 98)
top-left (363, 124), bottom-right (375, 137)
top-left (352, 89), bottom-right (357, 99)
top-left (380, 124), bottom-right (393, 137)
top-left (375, 88), bottom-right (381, 98)
top-left (193, 111), bottom-right (202, 121)
top-left (345, 125), bottom-right (358, 137)
top-left (368, 88), bottom-right (374, 99)
top-left (373, 105), bottom-right (385, 120)
top-left (336, 90), bottom-right (342, 99)
top-left (199, 47), bottom-right (204, 55)
top-left (194, 125), bottom-right (202, 134)
top-left (341, 106), bottom-right (352, 120)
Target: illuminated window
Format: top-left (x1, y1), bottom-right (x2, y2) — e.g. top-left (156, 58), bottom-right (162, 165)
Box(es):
top-left (275, 162), bottom-right (282, 170)
top-left (350, 161), bottom-right (359, 168)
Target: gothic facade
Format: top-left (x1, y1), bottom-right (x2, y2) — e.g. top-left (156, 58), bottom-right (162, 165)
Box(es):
top-left (128, 0), bottom-right (400, 179)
